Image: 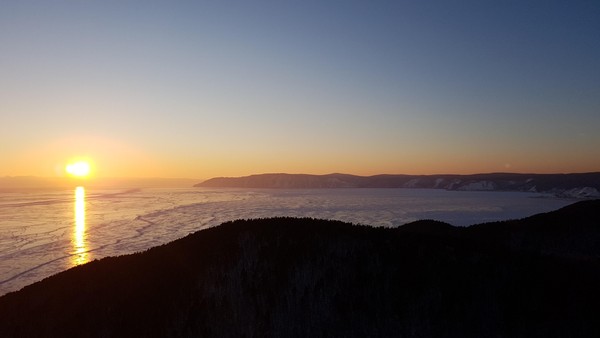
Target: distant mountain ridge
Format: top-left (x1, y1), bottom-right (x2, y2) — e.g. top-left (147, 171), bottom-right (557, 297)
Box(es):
top-left (1, 200), bottom-right (600, 337)
top-left (196, 172), bottom-right (600, 198)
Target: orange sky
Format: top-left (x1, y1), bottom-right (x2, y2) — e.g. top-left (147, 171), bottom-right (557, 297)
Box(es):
top-left (4, 132), bottom-right (598, 181)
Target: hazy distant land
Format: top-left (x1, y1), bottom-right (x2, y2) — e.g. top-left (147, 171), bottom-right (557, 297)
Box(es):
top-left (197, 172), bottom-right (600, 198)
top-left (0, 176), bottom-right (200, 191)
top-left (1, 200), bottom-right (599, 337)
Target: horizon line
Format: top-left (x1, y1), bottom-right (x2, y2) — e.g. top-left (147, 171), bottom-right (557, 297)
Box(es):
top-left (3, 170), bottom-right (600, 181)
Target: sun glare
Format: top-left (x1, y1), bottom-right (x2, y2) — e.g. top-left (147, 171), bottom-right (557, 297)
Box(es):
top-left (66, 161), bottom-right (91, 177)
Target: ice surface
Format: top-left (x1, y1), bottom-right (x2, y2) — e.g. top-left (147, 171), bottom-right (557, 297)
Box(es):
top-left (0, 187), bottom-right (572, 296)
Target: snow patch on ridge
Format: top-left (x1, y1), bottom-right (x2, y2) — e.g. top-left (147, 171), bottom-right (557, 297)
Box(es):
top-left (457, 181), bottom-right (497, 191)
top-left (404, 179), bottom-right (421, 188)
top-left (561, 187), bottom-right (600, 198)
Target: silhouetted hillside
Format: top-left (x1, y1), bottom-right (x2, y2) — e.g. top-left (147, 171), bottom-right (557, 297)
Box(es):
top-left (467, 199), bottom-right (600, 259)
top-left (196, 172), bottom-right (600, 197)
top-left (1, 201), bottom-right (600, 337)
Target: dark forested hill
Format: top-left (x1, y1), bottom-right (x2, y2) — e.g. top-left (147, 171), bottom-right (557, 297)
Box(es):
top-left (195, 172), bottom-right (600, 198)
top-left (1, 201), bottom-right (600, 337)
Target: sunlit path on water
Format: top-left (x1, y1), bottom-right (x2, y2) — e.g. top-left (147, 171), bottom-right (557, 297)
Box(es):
top-left (72, 186), bottom-right (88, 266)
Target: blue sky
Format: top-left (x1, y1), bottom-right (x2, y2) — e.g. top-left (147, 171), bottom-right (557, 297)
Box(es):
top-left (1, 1), bottom-right (599, 178)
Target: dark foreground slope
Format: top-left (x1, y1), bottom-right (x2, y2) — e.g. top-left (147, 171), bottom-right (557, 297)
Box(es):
top-left (1, 201), bottom-right (600, 337)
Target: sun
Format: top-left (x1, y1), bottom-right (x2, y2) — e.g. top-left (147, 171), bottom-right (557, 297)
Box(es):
top-left (66, 161), bottom-right (91, 177)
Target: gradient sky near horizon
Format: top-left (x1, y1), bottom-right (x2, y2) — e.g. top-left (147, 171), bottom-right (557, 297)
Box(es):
top-left (1, 1), bottom-right (599, 179)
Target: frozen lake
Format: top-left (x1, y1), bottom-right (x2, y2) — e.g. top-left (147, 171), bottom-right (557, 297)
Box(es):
top-left (0, 187), bottom-right (572, 296)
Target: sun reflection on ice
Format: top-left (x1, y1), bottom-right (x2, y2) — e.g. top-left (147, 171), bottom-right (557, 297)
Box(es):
top-left (73, 186), bottom-right (88, 266)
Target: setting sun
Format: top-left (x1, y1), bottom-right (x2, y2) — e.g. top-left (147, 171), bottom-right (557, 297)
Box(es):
top-left (66, 161), bottom-right (91, 177)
